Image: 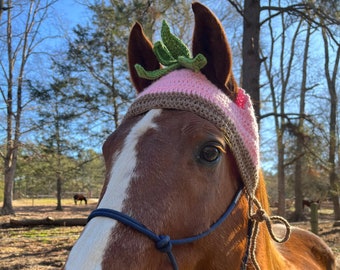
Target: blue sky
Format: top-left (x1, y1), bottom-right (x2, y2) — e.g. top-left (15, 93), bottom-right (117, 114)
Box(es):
top-left (52, 0), bottom-right (89, 28)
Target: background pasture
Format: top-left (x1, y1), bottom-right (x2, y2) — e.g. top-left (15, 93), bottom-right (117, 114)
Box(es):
top-left (0, 198), bottom-right (338, 269)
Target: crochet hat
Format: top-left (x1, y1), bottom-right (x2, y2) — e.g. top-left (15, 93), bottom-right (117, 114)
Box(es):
top-left (125, 69), bottom-right (259, 200)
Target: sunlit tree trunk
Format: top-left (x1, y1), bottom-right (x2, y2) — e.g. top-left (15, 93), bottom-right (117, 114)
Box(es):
top-left (0, 0), bottom-right (56, 215)
top-left (2, 0), bottom-right (18, 215)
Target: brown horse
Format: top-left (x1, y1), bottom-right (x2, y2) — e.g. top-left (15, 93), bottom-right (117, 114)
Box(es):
top-left (303, 199), bottom-right (321, 210)
top-left (64, 3), bottom-right (335, 270)
top-left (73, 194), bottom-right (87, 205)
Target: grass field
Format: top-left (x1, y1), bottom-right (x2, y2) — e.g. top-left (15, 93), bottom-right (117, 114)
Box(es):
top-left (12, 198), bottom-right (86, 207)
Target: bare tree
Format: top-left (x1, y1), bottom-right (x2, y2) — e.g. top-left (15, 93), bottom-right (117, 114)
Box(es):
top-left (227, 0), bottom-right (339, 217)
top-left (261, 14), bottom-right (303, 216)
top-left (0, 0), bottom-right (57, 215)
top-left (291, 23), bottom-right (312, 221)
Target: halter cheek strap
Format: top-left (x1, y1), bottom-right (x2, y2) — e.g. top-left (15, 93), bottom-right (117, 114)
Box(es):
top-left (87, 188), bottom-right (243, 270)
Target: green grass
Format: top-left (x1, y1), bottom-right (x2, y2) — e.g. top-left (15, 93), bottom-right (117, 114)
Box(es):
top-left (12, 198), bottom-right (80, 206)
top-left (319, 208), bottom-right (334, 215)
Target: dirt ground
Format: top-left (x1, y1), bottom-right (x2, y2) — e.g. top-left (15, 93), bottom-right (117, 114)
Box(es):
top-left (0, 201), bottom-right (95, 270)
top-left (0, 201), bottom-right (339, 270)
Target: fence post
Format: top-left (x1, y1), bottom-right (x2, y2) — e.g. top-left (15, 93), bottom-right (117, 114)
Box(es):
top-left (310, 202), bottom-right (318, 235)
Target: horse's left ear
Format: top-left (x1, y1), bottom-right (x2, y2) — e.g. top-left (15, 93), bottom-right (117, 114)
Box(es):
top-left (128, 23), bottom-right (160, 93)
top-left (192, 2), bottom-right (238, 100)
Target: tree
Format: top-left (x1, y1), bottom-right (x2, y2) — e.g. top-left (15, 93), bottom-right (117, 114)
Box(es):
top-left (241, 0), bottom-right (261, 119)
top-left (15, 144), bottom-right (105, 201)
top-left (0, 0), bottom-right (57, 215)
top-left (64, 1), bottom-right (156, 130)
top-left (227, 0), bottom-right (339, 218)
top-left (31, 76), bottom-right (87, 210)
top-left (262, 14), bottom-right (304, 217)
top-left (322, 24), bottom-right (340, 219)
top-left (63, 0), bottom-right (195, 134)
top-left (291, 22), bottom-right (312, 221)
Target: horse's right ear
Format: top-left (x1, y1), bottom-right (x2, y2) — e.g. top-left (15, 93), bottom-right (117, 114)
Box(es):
top-left (128, 23), bottom-right (160, 93)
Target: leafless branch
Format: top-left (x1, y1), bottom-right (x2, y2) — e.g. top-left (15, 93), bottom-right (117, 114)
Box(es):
top-left (261, 4), bottom-right (340, 45)
top-left (226, 0), bottom-right (244, 17)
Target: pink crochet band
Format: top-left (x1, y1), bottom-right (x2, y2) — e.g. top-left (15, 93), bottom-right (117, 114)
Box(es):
top-left (125, 69), bottom-right (259, 198)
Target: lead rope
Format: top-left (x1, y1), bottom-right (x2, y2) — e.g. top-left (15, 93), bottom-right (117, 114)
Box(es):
top-left (247, 198), bottom-right (291, 270)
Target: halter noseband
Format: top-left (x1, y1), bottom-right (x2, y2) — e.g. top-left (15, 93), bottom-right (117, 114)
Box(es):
top-left (87, 188), bottom-right (247, 270)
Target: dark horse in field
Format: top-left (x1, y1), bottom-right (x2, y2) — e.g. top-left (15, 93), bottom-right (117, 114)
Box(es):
top-left (303, 199), bottom-right (320, 210)
top-left (73, 194), bottom-right (87, 205)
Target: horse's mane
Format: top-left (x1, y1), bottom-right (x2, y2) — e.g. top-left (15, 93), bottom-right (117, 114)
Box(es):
top-left (254, 171), bottom-right (286, 269)
top-left (255, 171), bottom-right (271, 214)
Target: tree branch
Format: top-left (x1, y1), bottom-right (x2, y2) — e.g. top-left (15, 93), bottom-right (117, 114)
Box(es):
top-left (226, 0), bottom-right (244, 17)
top-left (261, 4), bottom-right (340, 45)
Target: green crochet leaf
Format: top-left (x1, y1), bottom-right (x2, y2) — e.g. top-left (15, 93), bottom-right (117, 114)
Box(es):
top-left (161, 20), bottom-right (191, 59)
top-left (178, 54), bottom-right (207, 72)
top-left (153, 41), bottom-right (177, 66)
top-left (135, 63), bottom-right (179, 80)
top-left (135, 20), bottom-right (207, 81)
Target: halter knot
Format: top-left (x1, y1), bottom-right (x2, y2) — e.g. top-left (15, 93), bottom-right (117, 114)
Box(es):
top-left (156, 235), bottom-right (173, 253)
top-left (250, 209), bottom-right (266, 222)
top-left (245, 197), bottom-right (292, 270)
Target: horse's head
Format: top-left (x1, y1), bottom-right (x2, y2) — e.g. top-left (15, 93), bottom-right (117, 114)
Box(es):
top-left (65, 3), bottom-right (264, 270)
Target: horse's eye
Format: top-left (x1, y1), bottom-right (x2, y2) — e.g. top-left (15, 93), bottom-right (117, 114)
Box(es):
top-left (199, 145), bottom-right (221, 163)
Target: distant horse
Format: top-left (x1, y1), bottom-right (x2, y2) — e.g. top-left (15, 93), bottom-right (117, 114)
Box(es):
top-left (73, 194), bottom-right (87, 205)
top-left (65, 3), bottom-right (335, 270)
top-left (303, 199), bottom-right (320, 210)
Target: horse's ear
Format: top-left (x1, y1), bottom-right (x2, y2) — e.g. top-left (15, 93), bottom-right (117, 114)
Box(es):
top-left (192, 2), bottom-right (238, 100)
top-left (128, 23), bottom-right (160, 93)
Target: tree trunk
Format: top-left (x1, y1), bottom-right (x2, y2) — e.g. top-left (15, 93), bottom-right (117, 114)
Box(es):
top-left (293, 154), bottom-right (304, 221)
top-left (321, 26), bottom-right (340, 220)
top-left (241, 0), bottom-right (261, 121)
top-left (1, 0), bottom-right (15, 215)
top-left (9, 217), bottom-right (87, 227)
top-left (1, 0), bottom-right (54, 215)
top-left (328, 97), bottom-right (339, 219)
top-left (2, 154), bottom-right (16, 215)
top-left (292, 23), bottom-right (310, 222)
top-left (55, 102), bottom-right (63, 211)
top-left (56, 174), bottom-right (63, 211)
top-left (277, 140), bottom-right (286, 217)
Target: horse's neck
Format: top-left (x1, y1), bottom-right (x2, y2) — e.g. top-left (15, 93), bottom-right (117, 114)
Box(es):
top-left (209, 196), bottom-right (249, 269)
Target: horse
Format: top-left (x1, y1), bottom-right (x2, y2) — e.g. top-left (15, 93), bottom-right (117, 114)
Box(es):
top-left (303, 199), bottom-right (320, 210)
top-left (64, 3), bottom-right (335, 270)
top-left (73, 194), bottom-right (87, 205)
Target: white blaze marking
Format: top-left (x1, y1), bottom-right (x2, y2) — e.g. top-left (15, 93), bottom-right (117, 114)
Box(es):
top-left (64, 109), bottom-right (161, 270)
